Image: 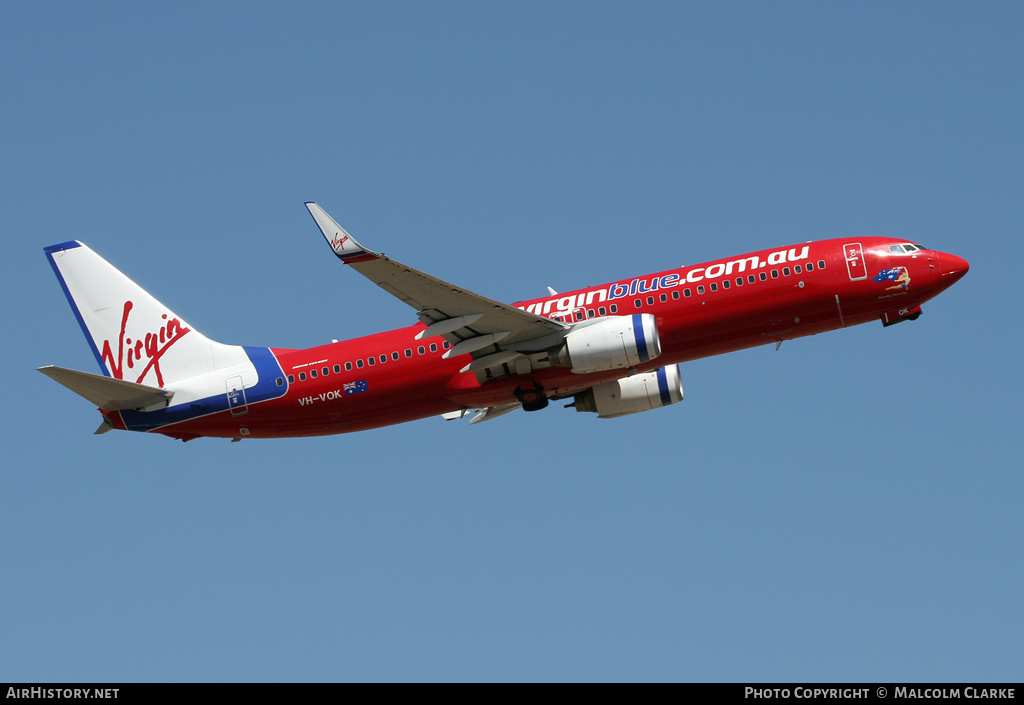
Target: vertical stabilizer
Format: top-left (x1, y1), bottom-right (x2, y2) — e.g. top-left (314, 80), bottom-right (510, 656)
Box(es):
top-left (44, 241), bottom-right (222, 387)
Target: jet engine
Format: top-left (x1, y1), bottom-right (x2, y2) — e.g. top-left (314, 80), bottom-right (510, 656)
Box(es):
top-left (550, 314), bottom-right (661, 374)
top-left (572, 365), bottom-right (684, 419)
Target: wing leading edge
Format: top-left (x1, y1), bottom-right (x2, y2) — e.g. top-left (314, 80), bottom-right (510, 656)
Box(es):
top-left (305, 203), bottom-right (568, 376)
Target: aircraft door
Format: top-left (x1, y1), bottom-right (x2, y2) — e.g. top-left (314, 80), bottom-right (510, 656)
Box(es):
top-left (226, 375), bottom-right (249, 416)
top-left (844, 243), bottom-right (867, 281)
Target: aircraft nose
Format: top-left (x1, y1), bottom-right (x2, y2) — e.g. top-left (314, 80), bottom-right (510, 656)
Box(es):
top-left (939, 253), bottom-right (970, 281)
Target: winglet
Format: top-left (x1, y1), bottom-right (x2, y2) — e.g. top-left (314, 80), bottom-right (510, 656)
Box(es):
top-left (305, 202), bottom-right (377, 263)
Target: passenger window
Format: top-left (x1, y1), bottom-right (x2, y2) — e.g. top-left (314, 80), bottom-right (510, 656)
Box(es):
top-left (276, 377), bottom-right (284, 386)
top-left (575, 311), bottom-right (584, 321)
top-left (379, 354), bottom-right (387, 363)
top-left (697, 285), bottom-right (705, 295)
top-left (392, 352), bottom-right (399, 361)
top-left (709, 283), bottom-right (717, 292)
top-left (806, 262), bottom-right (814, 271)
top-left (771, 270), bottom-right (779, 279)
top-left (345, 362), bottom-right (352, 371)
top-left (660, 293), bottom-right (667, 302)
top-left (684, 288), bottom-right (692, 297)
top-left (722, 280), bottom-right (730, 289)
top-left (599, 306), bottom-right (607, 315)
top-left (443, 341), bottom-right (450, 350)
top-left (759, 272), bottom-right (767, 281)
top-left (430, 343), bottom-right (438, 352)
top-left (672, 291), bottom-right (679, 300)
top-left (748, 275), bottom-right (756, 284)
top-left (610, 304), bottom-right (618, 313)
top-left (818, 260), bottom-right (826, 269)
top-left (310, 369), bottom-right (318, 378)
top-left (736, 277), bottom-right (743, 286)
top-left (356, 360), bottom-right (364, 369)
top-left (299, 372), bottom-right (306, 381)
top-left (405, 349), bottom-right (412, 358)
top-left (783, 267), bottom-right (791, 276)
top-left (634, 299), bottom-right (642, 308)
top-left (334, 364), bottom-right (341, 374)
top-left (323, 367), bottom-right (329, 376)
top-left (287, 375), bottom-right (295, 384)
top-left (368, 357), bottom-right (375, 366)
top-left (646, 296), bottom-right (654, 305)
top-left (587, 309), bottom-right (595, 319)
top-left (418, 346), bottom-right (425, 355)
top-left (794, 265), bottom-right (802, 274)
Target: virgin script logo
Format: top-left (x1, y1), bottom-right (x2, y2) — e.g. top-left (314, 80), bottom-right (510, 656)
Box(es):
top-left (331, 231), bottom-right (350, 251)
top-left (100, 301), bottom-right (191, 386)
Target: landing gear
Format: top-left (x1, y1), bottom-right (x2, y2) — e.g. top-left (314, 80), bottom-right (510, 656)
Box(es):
top-left (515, 385), bottom-right (549, 412)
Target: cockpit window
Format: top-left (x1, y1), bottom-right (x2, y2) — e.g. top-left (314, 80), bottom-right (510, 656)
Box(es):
top-left (890, 243), bottom-right (926, 254)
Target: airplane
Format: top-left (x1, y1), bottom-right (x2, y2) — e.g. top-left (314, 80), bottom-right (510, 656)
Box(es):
top-left (38, 203), bottom-right (969, 441)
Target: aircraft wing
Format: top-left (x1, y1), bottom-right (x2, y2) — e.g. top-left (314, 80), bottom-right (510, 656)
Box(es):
top-left (306, 203), bottom-right (568, 373)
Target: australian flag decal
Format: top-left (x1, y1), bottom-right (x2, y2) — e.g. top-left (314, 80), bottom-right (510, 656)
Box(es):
top-left (872, 266), bottom-right (911, 290)
top-left (344, 380), bottom-right (368, 396)
top-left (872, 266), bottom-right (904, 282)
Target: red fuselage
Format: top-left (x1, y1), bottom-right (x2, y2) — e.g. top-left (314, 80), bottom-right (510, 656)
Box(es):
top-left (120, 237), bottom-right (967, 439)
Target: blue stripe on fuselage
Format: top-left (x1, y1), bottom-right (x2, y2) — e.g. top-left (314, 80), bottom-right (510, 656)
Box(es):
top-left (118, 346), bottom-right (287, 432)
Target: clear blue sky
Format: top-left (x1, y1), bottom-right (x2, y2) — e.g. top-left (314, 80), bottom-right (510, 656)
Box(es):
top-left (2, 1), bottom-right (1021, 682)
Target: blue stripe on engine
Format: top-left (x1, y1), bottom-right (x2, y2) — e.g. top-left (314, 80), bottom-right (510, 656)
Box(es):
top-left (632, 313), bottom-right (650, 362)
top-left (656, 367), bottom-right (672, 405)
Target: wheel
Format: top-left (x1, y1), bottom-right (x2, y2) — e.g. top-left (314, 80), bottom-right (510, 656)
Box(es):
top-left (515, 386), bottom-right (549, 412)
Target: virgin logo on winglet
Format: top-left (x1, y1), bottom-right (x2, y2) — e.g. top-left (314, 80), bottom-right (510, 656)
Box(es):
top-left (331, 232), bottom-right (350, 251)
top-left (100, 301), bottom-right (191, 386)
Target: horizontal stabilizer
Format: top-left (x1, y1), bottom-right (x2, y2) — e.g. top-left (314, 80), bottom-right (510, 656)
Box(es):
top-left (38, 365), bottom-right (173, 411)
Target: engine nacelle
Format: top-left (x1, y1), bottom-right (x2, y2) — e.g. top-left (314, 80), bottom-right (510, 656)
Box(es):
top-left (572, 365), bottom-right (684, 419)
top-left (551, 314), bottom-right (662, 374)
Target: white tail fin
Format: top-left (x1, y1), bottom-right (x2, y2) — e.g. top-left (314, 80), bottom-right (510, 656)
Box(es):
top-left (45, 241), bottom-right (224, 388)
